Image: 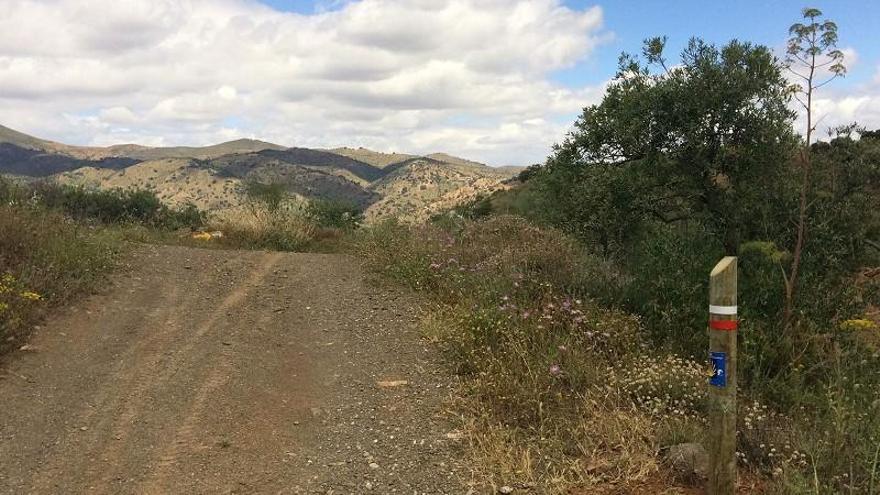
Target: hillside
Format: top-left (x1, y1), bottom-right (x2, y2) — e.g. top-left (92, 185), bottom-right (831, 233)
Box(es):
top-left (0, 124), bottom-right (285, 175)
top-left (327, 147), bottom-right (415, 168)
top-left (365, 158), bottom-right (513, 220)
top-left (1, 124), bottom-right (520, 221)
top-left (57, 159), bottom-right (243, 211)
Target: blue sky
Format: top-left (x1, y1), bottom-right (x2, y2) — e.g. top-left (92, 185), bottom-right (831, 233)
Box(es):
top-left (2, 0), bottom-right (878, 165)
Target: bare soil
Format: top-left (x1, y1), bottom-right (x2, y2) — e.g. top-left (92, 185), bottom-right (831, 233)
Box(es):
top-left (0, 245), bottom-right (466, 494)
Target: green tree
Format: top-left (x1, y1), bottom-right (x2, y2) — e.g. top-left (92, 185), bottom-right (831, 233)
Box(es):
top-left (782, 7), bottom-right (846, 328)
top-left (244, 181), bottom-right (288, 212)
top-left (543, 36), bottom-right (796, 253)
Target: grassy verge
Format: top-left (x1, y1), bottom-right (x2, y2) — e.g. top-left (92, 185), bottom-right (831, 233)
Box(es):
top-left (0, 204), bottom-right (125, 355)
top-left (0, 179), bottom-right (205, 356)
top-left (355, 217), bottom-right (693, 491)
top-left (355, 216), bottom-right (880, 494)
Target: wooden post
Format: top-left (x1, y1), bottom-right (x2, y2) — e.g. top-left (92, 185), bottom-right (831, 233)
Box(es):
top-left (708, 256), bottom-right (737, 495)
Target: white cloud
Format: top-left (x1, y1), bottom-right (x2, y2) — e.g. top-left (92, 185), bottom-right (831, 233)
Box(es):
top-left (0, 0), bottom-right (608, 165)
top-left (807, 90), bottom-right (880, 137)
top-left (784, 47), bottom-right (880, 139)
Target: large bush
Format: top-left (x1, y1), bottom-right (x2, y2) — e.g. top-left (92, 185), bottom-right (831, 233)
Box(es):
top-left (31, 182), bottom-right (204, 230)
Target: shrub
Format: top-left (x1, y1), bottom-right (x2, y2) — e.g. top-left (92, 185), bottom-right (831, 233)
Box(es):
top-left (356, 217), bottom-right (681, 490)
top-left (0, 204), bottom-right (123, 354)
top-left (29, 182), bottom-right (204, 230)
top-left (305, 199), bottom-right (363, 230)
top-left (244, 181), bottom-right (287, 211)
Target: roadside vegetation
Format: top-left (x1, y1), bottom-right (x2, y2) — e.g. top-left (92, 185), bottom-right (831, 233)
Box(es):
top-left (0, 176), bottom-right (359, 355)
top-left (2, 7), bottom-right (878, 494)
top-left (0, 179), bottom-right (125, 354)
top-left (357, 9), bottom-right (880, 494)
top-left (208, 180), bottom-right (361, 252)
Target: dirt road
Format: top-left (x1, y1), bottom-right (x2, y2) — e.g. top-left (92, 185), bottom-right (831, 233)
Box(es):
top-left (0, 245), bottom-right (466, 494)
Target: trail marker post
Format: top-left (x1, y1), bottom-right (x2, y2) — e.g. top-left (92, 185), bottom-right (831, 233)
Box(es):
top-left (708, 256), bottom-right (737, 495)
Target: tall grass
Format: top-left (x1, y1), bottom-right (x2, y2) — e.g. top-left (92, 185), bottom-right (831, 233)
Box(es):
top-left (0, 203), bottom-right (124, 355)
top-left (356, 216), bottom-right (880, 493)
top-left (356, 217), bottom-right (705, 491)
top-left (208, 204), bottom-right (317, 251)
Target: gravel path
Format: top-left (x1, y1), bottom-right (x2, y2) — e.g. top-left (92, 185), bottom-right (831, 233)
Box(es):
top-left (0, 245), bottom-right (468, 494)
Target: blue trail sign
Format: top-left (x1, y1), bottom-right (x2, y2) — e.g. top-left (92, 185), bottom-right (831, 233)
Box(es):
top-left (710, 351), bottom-right (727, 388)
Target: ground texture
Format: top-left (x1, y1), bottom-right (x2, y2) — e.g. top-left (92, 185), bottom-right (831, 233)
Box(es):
top-left (0, 245), bottom-right (466, 494)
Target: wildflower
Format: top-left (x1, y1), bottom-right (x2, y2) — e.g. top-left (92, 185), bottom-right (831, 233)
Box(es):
top-left (840, 319), bottom-right (877, 331)
top-left (429, 263), bottom-right (441, 270)
top-left (549, 364), bottom-right (562, 376)
top-left (558, 345), bottom-right (568, 353)
top-left (20, 291), bottom-right (42, 301)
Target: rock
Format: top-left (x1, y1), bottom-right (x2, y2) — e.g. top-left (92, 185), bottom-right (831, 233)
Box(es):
top-left (498, 486), bottom-right (514, 494)
top-left (666, 442), bottom-right (709, 479)
top-left (445, 430), bottom-right (464, 440)
top-left (19, 344), bottom-right (37, 352)
top-left (368, 462), bottom-right (380, 469)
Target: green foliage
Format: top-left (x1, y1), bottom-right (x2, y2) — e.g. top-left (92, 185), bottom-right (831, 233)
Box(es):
top-left (356, 218), bottom-right (671, 487)
top-left (305, 199), bottom-right (363, 230)
top-left (516, 163), bottom-right (543, 183)
top-left (620, 225), bottom-right (724, 354)
top-left (457, 24), bottom-right (879, 492)
top-left (786, 7), bottom-right (846, 89)
top-left (543, 37), bottom-right (796, 253)
top-left (244, 180), bottom-right (288, 212)
top-left (30, 182), bottom-right (204, 230)
top-left (0, 203), bottom-right (123, 354)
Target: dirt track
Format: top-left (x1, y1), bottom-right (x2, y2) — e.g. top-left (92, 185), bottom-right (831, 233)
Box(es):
top-left (0, 245), bottom-right (466, 494)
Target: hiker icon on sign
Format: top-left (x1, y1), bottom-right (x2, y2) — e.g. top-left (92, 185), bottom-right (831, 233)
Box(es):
top-left (710, 351), bottom-right (726, 387)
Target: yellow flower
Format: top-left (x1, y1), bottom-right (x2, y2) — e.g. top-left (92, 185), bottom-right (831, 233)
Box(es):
top-left (0, 284), bottom-right (9, 294)
top-left (1, 274), bottom-right (15, 284)
top-left (839, 319), bottom-right (877, 331)
top-left (19, 291), bottom-right (42, 301)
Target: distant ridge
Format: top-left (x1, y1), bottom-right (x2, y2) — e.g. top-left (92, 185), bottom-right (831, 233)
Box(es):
top-left (1, 124), bottom-right (522, 221)
top-left (0, 124), bottom-right (285, 159)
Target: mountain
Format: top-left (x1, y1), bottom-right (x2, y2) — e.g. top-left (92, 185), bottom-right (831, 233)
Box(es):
top-left (1, 124), bottom-right (521, 221)
top-left (0, 125), bottom-right (285, 176)
top-left (365, 157), bottom-right (513, 221)
top-left (103, 139), bottom-right (287, 161)
top-left (327, 147), bottom-right (415, 169)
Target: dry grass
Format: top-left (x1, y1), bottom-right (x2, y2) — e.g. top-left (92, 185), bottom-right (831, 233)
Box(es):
top-left (0, 204), bottom-right (123, 355)
top-left (207, 204), bottom-right (316, 251)
top-left (460, 398), bottom-right (662, 492)
top-left (357, 217), bottom-right (706, 493)
top-left (358, 215), bottom-right (880, 493)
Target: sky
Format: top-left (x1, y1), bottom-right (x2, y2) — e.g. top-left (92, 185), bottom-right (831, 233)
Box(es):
top-left (1, 0), bottom-right (878, 166)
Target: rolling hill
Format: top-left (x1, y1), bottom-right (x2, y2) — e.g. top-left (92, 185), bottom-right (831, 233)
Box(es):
top-left (1, 125), bottom-right (520, 221)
